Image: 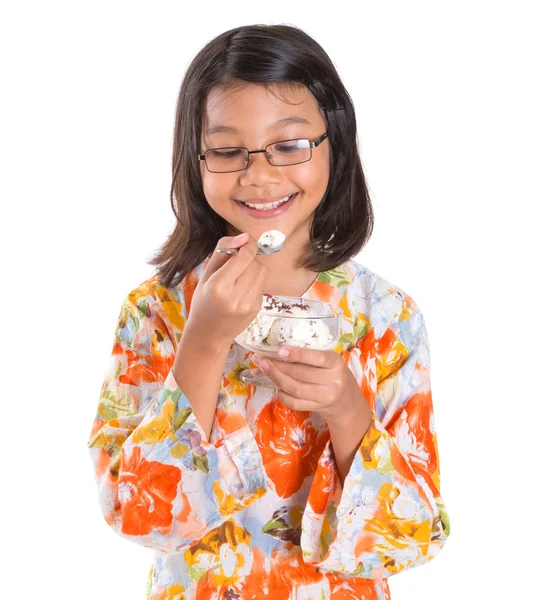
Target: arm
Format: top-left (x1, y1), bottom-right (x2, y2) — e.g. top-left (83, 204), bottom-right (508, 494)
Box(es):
top-left (301, 296), bottom-right (450, 578)
top-left (172, 322), bottom-right (231, 442)
top-left (326, 395), bottom-right (373, 486)
top-left (87, 292), bottom-right (267, 553)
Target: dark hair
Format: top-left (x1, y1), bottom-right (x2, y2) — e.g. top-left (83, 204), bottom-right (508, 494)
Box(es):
top-left (147, 24), bottom-right (374, 289)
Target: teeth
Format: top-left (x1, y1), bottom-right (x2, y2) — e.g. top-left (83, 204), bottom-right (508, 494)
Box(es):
top-left (241, 194), bottom-right (292, 210)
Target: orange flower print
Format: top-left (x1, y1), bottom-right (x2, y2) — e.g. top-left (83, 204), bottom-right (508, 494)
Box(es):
top-left (241, 547), bottom-right (290, 600)
top-left (119, 445), bottom-right (182, 537)
top-left (313, 279), bottom-right (334, 302)
top-left (269, 545), bottom-right (327, 596)
top-left (326, 571), bottom-right (391, 599)
top-left (387, 387), bottom-right (440, 498)
top-left (372, 325), bottom-right (408, 389)
top-left (118, 336), bottom-right (174, 389)
top-left (254, 400), bottom-right (329, 498)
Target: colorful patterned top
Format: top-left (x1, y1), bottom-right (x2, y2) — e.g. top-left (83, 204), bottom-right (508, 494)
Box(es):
top-left (87, 256), bottom-right (450, 600)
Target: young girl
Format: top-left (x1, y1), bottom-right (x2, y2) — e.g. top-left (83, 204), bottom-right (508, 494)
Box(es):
top-left (87, 24), bottom-right (450, 600)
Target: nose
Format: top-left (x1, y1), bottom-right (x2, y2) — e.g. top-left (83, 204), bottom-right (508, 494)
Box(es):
top-left (240, 151), bottom-right (282, 185)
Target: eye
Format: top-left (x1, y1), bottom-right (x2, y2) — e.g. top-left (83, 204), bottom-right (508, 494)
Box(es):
top-left (213, 148), bottom-right (243, 158)
top-left (274, 143), bottom-right (299, 153)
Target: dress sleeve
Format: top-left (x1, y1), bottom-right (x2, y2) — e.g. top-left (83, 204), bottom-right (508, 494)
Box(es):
top-left (87, 292), bottom-right (267, 553)
top-left (300, 295), bottom-right (450, 578)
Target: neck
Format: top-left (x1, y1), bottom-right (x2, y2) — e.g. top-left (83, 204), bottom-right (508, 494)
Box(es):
top-left (227, 224), bottom-right (317, 297)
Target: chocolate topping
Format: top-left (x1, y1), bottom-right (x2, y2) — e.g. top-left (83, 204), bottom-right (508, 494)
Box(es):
top-left (262, 294), bottom-right (313, 315)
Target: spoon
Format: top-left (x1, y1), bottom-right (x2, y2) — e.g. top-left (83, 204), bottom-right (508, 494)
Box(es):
top-left (217, 245), bottom-right (282, 256)
top-left (217, 230), bottom-right (285, 256)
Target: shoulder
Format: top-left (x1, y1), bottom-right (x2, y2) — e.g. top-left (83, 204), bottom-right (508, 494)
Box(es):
top-left (120, 274), bottom-right (185, 322)
top-left (345, 258), bottom-right (422, 314)
top-left (345, 258), bottom-right (427, 349)
top-left (112, 274), bottom-right (187, 350)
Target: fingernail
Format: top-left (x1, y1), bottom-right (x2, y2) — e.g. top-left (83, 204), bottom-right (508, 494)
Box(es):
top-left (260, 360), bottom-right (270, 372)
top-left (233, 232), bottom-right (249, 242)
top-left (278, 348), bottom-right (290, 357)
top-left (252, 354), bottom-right (261, 365)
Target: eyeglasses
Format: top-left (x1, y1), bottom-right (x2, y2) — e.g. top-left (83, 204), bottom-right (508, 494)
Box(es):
top-left (198, 132), bottom-right (328, 173)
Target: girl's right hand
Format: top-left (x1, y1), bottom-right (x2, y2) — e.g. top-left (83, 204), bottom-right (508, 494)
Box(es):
top-left (182, 233), bottom-right (268, 350)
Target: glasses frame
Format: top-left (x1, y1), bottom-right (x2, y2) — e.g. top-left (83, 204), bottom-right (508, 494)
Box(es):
top-left (198, 132), bottom-right (328, 173)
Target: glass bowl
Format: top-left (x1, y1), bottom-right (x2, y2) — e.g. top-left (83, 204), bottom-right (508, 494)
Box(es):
top-left (234, 295), bottom-right (342, 389)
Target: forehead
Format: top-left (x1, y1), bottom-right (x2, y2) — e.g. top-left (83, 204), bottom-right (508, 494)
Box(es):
top-left (202, 83), bottom-right (324, 137)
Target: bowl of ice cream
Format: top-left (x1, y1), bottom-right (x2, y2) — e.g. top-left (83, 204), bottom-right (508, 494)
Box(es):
top-left (234, 295), bottom-right (342, 388)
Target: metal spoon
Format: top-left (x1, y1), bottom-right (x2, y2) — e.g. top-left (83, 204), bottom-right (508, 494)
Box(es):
top-left (217, 240), bottom-right (284, 256)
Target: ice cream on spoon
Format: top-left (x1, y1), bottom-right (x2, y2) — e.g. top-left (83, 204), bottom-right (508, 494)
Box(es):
top-left (217, 229), bottom-right (286, 255)
top-left (256, 230), bottom-right (285, 254)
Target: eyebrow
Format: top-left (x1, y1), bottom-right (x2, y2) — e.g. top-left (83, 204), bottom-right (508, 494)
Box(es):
top-left (204, 116), bottom-right (312, 137)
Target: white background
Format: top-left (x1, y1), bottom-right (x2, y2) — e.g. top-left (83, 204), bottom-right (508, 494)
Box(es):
top-left (2, 1), bottom-right (558, 598)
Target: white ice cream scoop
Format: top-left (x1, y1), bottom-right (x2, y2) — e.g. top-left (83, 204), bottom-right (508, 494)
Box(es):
top-left (266, 317), bottom-right (333, 350)
top-left (256, 230), bottom-right (285, 253)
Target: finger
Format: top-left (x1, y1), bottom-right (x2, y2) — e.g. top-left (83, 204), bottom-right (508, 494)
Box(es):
top-left (257, 356), bottom-right (326, 385)
top-left (274, 346), bottom-right (335, 369)
top-left (275, 389), bottom-right (317, 413)
top-left (234, 255), bottom-right (267, 299)
top-left (257, 357), bottom-right (329, 402)
top-left (215, 236), bottom-right (261, 288)
top-left (199, 233), bottom-right (251, 283)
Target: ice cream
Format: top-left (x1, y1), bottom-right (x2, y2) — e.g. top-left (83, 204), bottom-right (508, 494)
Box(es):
top-left (241, 294), bottom-right (334, 351)
top-left (266, 318), bottom-right (332, 349)
top-left (258, 230), bottom-right (285, 252)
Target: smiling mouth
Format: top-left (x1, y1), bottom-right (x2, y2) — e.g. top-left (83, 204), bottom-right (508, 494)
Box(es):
top-left (234, 193), bottom-right (297, 212)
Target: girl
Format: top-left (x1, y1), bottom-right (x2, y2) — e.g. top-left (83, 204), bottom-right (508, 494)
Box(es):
top-left (87, 24), bottom-right (450, 600)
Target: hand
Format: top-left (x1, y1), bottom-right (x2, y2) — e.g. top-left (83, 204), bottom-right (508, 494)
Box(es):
top-left (182, 232), bottom-right (268, 352)
top-left (253, 346), bottom-right (366, 424)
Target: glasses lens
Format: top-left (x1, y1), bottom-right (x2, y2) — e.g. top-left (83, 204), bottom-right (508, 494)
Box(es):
top-left (267, 139), bottom-right (311, 166)
top-left (205, 148), bottom-right (248, 172)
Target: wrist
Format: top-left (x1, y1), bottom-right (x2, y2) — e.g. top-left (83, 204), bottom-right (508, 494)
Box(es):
top-left (326, 388), bottom-right (373, 431)
top-left (181, 323), bottom-right (233, 355)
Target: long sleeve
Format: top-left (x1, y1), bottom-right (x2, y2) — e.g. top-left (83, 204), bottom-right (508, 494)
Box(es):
top-left (87, 292), bottom-right (267, 553)
top-left (300, 294), bottom-right (450, 578)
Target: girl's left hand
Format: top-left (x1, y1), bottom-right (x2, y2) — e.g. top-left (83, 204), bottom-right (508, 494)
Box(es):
top-left (252, 346), bottom-right (365, 423)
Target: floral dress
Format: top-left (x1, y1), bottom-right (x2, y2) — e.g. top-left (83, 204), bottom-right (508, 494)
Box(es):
top-left (87, 256), bottom-right (450, 599)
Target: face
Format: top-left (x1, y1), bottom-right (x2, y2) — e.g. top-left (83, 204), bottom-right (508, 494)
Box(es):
top-left (199, 82), bottom-right (330, 253)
